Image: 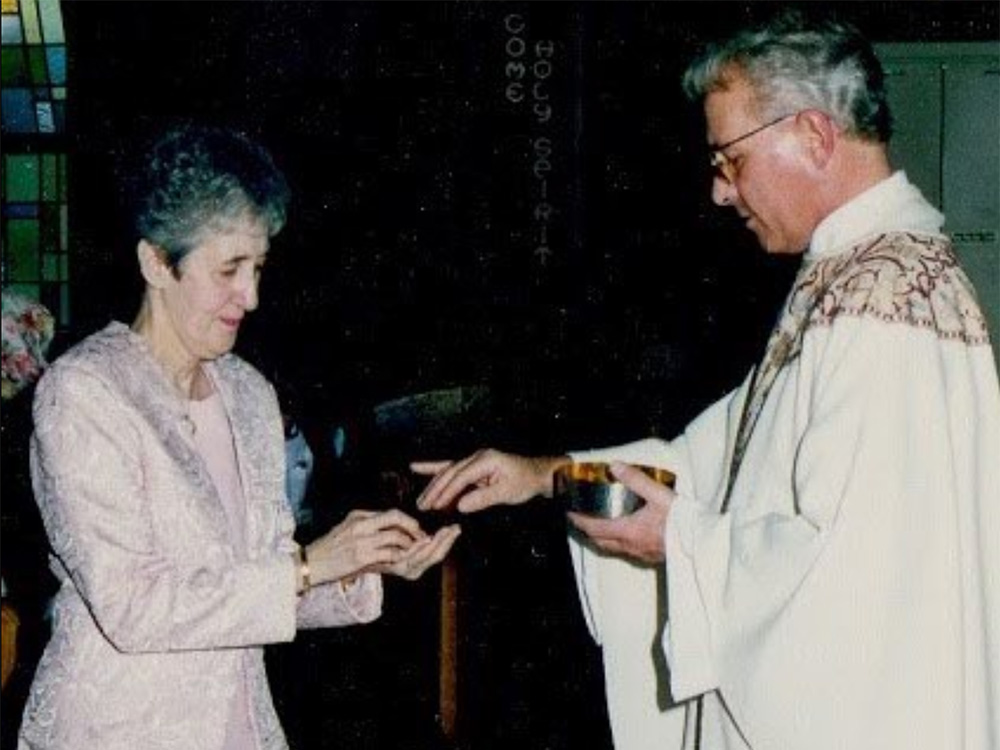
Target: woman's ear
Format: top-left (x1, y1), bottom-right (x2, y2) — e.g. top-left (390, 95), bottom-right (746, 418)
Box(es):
top-left (137, 240), bottom-right (172, 288)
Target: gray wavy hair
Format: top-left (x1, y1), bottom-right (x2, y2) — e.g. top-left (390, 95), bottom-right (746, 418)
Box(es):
top-left (682, 10), bottom-right (892, 142)
top-left (129, 125), bottom-right (291, 271)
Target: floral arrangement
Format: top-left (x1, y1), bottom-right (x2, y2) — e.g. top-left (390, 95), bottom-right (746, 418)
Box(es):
top-left (1, 291), bottom-right (55, 401)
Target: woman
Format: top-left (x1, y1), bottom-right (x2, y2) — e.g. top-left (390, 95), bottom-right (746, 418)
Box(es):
top-left (18, 125), bottom-right (461, 750)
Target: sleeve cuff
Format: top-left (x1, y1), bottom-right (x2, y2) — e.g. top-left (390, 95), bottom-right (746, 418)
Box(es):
top-left (336, 572), bottom-right (383, 623)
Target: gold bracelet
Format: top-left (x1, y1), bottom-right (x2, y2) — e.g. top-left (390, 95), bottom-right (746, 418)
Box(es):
top-left (297, 545), bottom-right (312, 595)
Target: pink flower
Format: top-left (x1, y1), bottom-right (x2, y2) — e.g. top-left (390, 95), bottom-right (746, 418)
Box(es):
top-left (1, 291), bottom-right (55, 400)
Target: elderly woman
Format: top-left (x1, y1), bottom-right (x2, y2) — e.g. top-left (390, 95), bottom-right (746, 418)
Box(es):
top-left (18, 125), bottom-right (461, 750)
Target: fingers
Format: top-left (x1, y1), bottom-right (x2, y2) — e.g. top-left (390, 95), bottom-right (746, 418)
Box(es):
top-left (609, 461), bottom-right (674, 507)
top-left (566, 500), bottom-right (668, 565)
top-left (342, 507), bottom-right (425, 541)
top-left (414, 526), bottom-right (461, 573)
top-left (403, 525), bottom-right (462, 579)
top-left (415, 450), bottom-right (494, 511)
top-left (413, 459), bottom-right (459, 510)
top-left (311, 509), bottom-right (434, 583)
top-left (343, 508), bottom-right (378, 522)
top-left (379, 524), bottom-right (462, 580)
top-left (353, 525), bottom-right (425, 570)
top-left (368, 508), bottom-right (426, 540)
top-left (567, 512), bottom-right (620, 543)
top-left (373, 526), bottom-right (421, 553)
top-left (349, 523), bottom-right (417, 559)
top-left (410, 460), bottom-right (453, 476)
top-left (565, 513), bottom-right (632, 557)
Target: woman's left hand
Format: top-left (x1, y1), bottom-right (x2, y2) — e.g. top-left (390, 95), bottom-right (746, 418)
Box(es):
top-left (374, 524), bottom-right (462, 580)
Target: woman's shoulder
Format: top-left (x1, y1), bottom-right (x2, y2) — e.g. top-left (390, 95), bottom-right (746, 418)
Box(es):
top-left (31, 324), bottom-right (147, 429)
top-left (41, 322), bottom-right (136, 382)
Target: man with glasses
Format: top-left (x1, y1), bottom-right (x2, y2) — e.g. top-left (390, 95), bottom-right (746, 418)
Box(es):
top-left (415, 9), bottom-right (999, 750)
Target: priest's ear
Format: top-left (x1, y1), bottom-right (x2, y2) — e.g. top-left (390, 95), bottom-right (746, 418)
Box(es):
top-left (137, 240), bottom-right (177, 287)
top-left (794, 109), bottom-right (838, 169)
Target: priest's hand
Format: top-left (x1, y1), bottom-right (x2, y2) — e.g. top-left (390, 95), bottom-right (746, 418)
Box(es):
top-left (568, 461), bottom-right (674, 564)
top-left (411, 449), bottom-right (571, 513)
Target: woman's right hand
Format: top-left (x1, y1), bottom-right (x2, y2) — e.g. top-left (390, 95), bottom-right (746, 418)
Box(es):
top-left (303, 509), bottom-right (427, 587)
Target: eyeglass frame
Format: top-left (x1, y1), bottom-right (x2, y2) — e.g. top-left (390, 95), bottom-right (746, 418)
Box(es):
top-left (708, 113), bottom-right (797, 184)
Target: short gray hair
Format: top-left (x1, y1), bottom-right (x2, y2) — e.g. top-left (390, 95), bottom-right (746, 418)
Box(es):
top-left (682, 10), bottom-right (892, 142)
top-left (129, 125), bottom-right (291, 270)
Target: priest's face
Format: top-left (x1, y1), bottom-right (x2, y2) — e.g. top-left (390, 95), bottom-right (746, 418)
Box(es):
top-left (704, 73), bottom-right (818, 255)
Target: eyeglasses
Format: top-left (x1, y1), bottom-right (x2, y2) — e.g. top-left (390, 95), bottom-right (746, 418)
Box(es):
top-left (709, 113), bottom-right (795, 184)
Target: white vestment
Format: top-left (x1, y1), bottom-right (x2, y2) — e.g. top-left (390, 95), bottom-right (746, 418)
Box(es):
top-left (569, 172), bottom-right (1000, 750)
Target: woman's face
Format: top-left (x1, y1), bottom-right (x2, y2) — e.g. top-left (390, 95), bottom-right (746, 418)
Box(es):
top-left (159, 217), bottom-right (269, 362)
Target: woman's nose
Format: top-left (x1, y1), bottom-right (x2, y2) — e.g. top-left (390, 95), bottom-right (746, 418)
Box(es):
top-left (238, 274), bottom-right (260, 311)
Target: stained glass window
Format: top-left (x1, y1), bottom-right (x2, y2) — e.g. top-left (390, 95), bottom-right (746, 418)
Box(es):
top-left (2, 0), bottom-right (69, 326)
top-left (1, 0), bottom-right (65, 135)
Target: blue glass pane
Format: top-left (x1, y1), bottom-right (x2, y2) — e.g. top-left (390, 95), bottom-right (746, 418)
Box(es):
top-left (46, 45), bottom-right (65, 86)
top-left (36, 100), bottom-right (55, 133)
top-left (1, 15), bottom-right (24, 44)
top-left (1, 89), bottom-right (36, 133)
top-left (3, 204), bottom-right (40, 219)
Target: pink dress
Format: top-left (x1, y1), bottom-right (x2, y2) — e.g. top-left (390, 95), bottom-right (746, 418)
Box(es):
top-left (189, 389), bottom-right (258, 750)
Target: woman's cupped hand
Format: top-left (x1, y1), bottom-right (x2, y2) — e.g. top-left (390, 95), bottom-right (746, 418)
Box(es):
top-left (306, 509), bottom-right (460, 585)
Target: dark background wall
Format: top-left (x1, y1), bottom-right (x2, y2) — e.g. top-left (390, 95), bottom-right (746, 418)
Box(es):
top-left (4, 3), bottom-right (996, 750)
top-left (62, 1), bottom-right (999, 447)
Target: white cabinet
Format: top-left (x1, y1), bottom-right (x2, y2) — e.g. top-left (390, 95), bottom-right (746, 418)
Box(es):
top-left (877, 42), bottom-right (1000, 366)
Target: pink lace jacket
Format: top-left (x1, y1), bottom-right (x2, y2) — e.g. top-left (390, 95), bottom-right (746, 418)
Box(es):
top-left (19, 322), bottom-right (382, 750)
